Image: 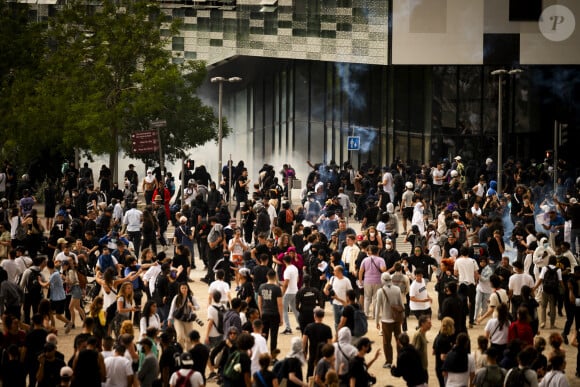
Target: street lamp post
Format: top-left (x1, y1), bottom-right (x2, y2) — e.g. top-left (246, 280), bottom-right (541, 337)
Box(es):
top-left (211, 76), bottom-right (242, 184)
top-left (491, 68), bottom-right (522, 196)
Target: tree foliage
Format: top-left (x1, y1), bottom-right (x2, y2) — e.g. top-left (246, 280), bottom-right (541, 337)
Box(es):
top-left (1, 0), bottom-right (226, 179)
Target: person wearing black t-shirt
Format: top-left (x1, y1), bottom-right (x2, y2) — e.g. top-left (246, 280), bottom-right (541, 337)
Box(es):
top-left (348, 337), bottom-right (380, 387)
top-left (172, 245), bottom-right (191, 283)
top-left (302, 307), bottom-right (333, 377)
top-left (337, 290), bottom-right (358, 338)
top-left (296, 275), bottom-right (325, 332)
top-left (23, 314), bottom-right (48, 387)
top-left (188, 330), bottom-right (210, 382)
top-left (258, 270), bottom-right (283, 352)
top-left (252, 254), bottom-right (271, 296)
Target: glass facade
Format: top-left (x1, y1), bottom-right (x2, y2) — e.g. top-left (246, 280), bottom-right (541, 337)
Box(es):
top-left (216, 58), bottom-right (578, 171)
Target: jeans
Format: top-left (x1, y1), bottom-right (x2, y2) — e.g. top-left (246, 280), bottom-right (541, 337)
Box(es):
top-left (283, 293), bottom-right (299, 330)
top-left (381, 321), bottom-right (402, 364)
top-left (475, 290), bottom-right (491, 320)
top-left (363, 283), bottom-right (381, 316)
top-left (332, 303), bottom-right (344, 331)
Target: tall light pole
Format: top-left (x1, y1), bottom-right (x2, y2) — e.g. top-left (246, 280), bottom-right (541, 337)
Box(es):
top-left (211, 76), bottom-right (242, 184)
top-left (491, 68), bottom-right (522, 196)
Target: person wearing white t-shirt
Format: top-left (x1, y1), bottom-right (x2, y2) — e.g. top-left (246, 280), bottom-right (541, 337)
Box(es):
top-left (281, 255), bottom-right (300, 334)
top-left (409, 269), bottom-right (432, 319)
top-left (508, 261), bottom-right (535, 315)
top-left (104, 344), bottom-right (134, 387)
top-left (382, 167), bottom-right (394, 203)
top-left (250, 320), bottom-right (269, 375)
top-left (533, 255), bottom-right (564, 329)
top-left (169, 353), bottom-right (204, 387)
top-left (207, 269), bottom-right (231, 308)
top-left (483, 303), bottom-right (510, 354)
top-left (324, 264), bottom-right (353, 331)
top-left (454, 247), bottom-right (479, 327)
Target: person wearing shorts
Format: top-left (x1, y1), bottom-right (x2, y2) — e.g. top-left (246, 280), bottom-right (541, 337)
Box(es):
top-left (228, 227), bottom-right (248, 289)
top-left (47, 260), bottom-right (72, 333)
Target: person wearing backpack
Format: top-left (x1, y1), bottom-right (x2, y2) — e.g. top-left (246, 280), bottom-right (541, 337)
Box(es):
top-left (205, 290), bottom-right (226, 349)
top-left (223, 332), bottom-right (254, 387)
top-left (533, 255), bottom-right (563, 329)
top-left (169, 352), bottom-right (204, 387)
top-left (472, 346), bottom-right (506, 387)
top-left (19, 255), bottom-right (47, 325)
top-left (337, 289), bottom-right (361, 340)
top-left (503, 346), bottom-right (539, 387)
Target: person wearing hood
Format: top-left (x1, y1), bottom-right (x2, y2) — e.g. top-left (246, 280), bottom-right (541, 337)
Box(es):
top-left (384, 203), bottom-right (399, 245)
top-left (285, 336), bottom-right (308, 387)
top-left (411, 201), bottom-right (426, 236)
top-left (374, 272), bottom-right (403, 368)
top-left (486, 180), bottom-right (498, 197)
top-left (533, 236), bottom-right (555, 280)
top-left (333, 327), bottom-right (358, 387)
top-left (206, 217), bottom-right (225, 283)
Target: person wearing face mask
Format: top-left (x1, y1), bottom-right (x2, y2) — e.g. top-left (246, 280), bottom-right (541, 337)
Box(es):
top-left (532, 236), bottom-right (555, 281)
top-left (381, 239), bottom-right (400, 272)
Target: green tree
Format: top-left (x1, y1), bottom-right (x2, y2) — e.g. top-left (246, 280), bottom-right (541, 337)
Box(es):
top-left (2, 0), bottom-right (226, 180)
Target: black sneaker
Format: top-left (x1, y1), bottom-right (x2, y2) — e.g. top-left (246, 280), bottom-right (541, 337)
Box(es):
top-left (563, 335), bottom-right (569, 345)
top-left (281, 328), bottom-right (292, 335)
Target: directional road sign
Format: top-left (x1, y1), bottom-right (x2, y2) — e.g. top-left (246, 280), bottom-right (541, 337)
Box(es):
top-left (131, 130), bottom-right (159, 154)
top-left (347, 136), bottom-right (360, 151)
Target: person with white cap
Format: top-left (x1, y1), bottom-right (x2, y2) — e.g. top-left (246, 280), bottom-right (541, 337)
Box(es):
top-left (401, 182), bottom-right (415, 233)
top-left (375, 272), bottom-right (403, 368)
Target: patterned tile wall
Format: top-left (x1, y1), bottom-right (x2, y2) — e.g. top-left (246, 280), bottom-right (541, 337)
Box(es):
top-left (161, 0), bottom-right (388, 65)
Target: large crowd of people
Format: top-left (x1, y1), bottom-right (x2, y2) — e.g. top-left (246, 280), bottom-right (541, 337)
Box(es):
top-left (0, 155), bottom-right (579, 387)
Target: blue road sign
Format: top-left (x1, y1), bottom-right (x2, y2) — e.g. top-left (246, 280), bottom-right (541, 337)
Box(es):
top-left (347, 136), bottom-right (360, 151)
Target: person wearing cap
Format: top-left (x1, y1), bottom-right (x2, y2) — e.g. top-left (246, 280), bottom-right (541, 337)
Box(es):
top-left (348, 337), bottom-right (380, 387)
top-left (375, 272), bottom-right (403, 368)
top-left (169, 352), bottom-right (204, 387)
top-left (400, 182), bottom-right (415, 233)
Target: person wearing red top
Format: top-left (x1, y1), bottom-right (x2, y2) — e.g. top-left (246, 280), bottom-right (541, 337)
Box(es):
top-left (152, 182), bottom-right (171, 219)
top-left (508, 306), bottom-right (534, 347)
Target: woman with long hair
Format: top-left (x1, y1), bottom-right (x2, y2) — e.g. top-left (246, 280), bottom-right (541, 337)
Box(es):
top-left (508, 306), bottom-right (534, 347)
top-left (484, 302), bottom-right (510, 364)
top-left (114, 281), bottom-right (137, 337)
top-left (139, 300), bottom-right (161, 339)
top-left (433, 317), bottom-right (455, 387)
top-left (88, 296), bottom-right (107, 342)
top-left (141, 206), bottom-right (159, 255)
top-left (140, 248), bottom-right (155, 264)
top-left (520, 285), bottom-right (539, 335)
top-left (24, 209), bottom-right (44, 257)
top-left (364, 225), bottom-right (383, 250)
top-left (38, 298), bottom-right (57, 334)
top-left (95, 267), bottom-right (137, 334)
top-left (441, 332), bottom-right (475, 386)
top-left (63, 259), bottom-right (85, 328)
top-left (168, 282), bottom-right (200, 349)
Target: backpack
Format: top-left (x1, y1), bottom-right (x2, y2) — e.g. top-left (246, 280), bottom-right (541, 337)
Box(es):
top-left (15, 217), bottom-right (27, 241)
top-left (285, 209), bottom-right (294, 224)
top-left (223, 350), bottom-right (243, 381)
top-left (26, 268), bottom-right (43, 298)
top-left (98, 254), bottom-right (115, 273)
top-left (175, 369), bottom-right (194, 387)
top-left (352, 304), bottom-right (368, 337)
top-left (504, 366), bottom-right (530, 387)
top-left (542, 267), bottom-right (560, 294)
top-left (480, 365), bottom-right (505, 387)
